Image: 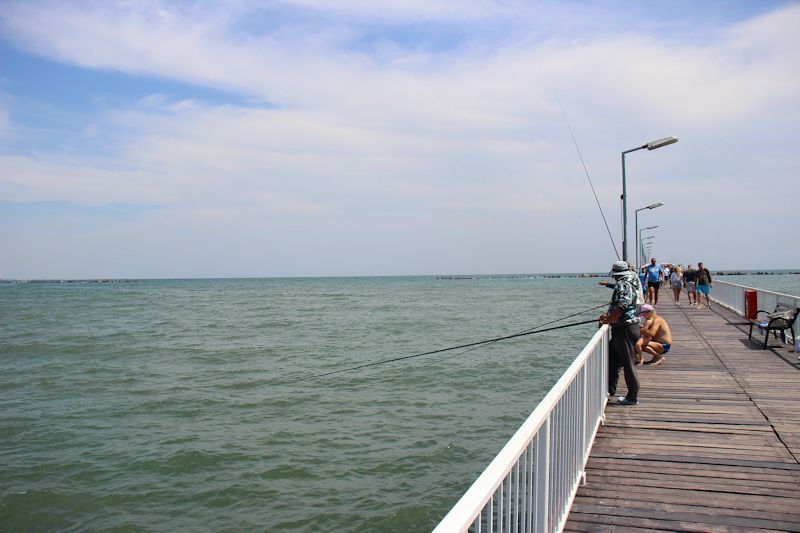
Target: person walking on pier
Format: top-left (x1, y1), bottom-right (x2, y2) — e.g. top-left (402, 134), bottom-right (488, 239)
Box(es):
top-left (645, 258), bottom-right (664, 306)
top-left (599, 261), bottom-right (640, 406)
top-left (684, 264), bottom-right (698, 305)
top-left (696, 262), bottom-right (713, 308)
top-left (670, 265), bottom-right (683, 303)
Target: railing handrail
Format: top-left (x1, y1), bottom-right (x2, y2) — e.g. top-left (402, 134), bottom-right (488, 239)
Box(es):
top-left (433, 324), bottom-right (609, 532)
top-left (711, 280), bottom-right (799, 343)
top-left (713, 279), bottom-right (800, 302)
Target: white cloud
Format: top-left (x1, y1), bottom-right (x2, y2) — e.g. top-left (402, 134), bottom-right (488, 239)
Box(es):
top-left (2, 1), bottom-right (797, 127)
top-left (273, 0), bottom-right (512, 21)
top-left (0, 155), bottom-right (166, 205)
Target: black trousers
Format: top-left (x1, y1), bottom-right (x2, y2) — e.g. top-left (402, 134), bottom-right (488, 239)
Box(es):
top-left (609, 322), bottom-right (640, 402)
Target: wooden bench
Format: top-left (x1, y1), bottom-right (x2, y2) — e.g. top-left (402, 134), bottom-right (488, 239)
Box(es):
top-left (748, 304), bottom-right (799, 349)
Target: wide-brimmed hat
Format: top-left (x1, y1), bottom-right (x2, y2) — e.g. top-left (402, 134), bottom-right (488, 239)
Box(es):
top-left (639, 304), bottom-right (655, 314)
top-left (609, 261), bottom-right (629, 277)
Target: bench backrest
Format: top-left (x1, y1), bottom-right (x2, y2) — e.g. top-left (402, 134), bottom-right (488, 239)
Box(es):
top-left (767, 306), bottom-right (799, 327)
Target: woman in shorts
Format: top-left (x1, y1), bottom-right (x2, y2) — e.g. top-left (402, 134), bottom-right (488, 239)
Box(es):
top-left (670, 265), bottom-right (683, 303)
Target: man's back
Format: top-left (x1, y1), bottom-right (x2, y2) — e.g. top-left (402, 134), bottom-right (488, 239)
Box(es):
top-left (646, 315), bottom-right (672, 344)
top-left (610, 274), bottom-right (639, 325)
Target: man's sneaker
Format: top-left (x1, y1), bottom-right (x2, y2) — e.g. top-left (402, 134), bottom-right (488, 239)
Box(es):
top-left (617, 396), bottom-right (638, 405)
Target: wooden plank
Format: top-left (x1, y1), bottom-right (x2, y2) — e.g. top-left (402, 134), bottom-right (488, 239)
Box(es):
top-left (576, 486), bottom-right (800, 515)
top-left (603, 420), bottom-right (774, 434)
top-left (593, 433), bottom-right (785, 452)
top-left (588, 451), bottom-right (800, 469)
top-left (595, 429), bottom-right (780, 447)
top-left (585, 460), bottom-right (800, 483)
top-left (583, 471), bottom-right (799, 497)
top-left (566, 511), bottom-right (790, 533)
top-left (569, 500), bottom-right (800, 531)
top-left (591, 444), bottom-right (794, 461)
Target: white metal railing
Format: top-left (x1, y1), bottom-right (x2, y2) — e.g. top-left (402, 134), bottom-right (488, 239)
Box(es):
top-left (433, 325), bottom-right (609, 533)
top-left (711, 280), bottom-right (800, 342)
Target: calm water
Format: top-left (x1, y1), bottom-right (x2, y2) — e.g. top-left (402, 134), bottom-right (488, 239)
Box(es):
top-left (1, 274), bottom-right (797, 531)
top-left (714, 272), bottom-right (800, 296)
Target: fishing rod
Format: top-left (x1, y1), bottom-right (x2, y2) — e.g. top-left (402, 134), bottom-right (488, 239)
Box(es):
top-left (557, 96), bottom-right (621, 260)
top-left (516, 302), bottom-right (607, 336)
top-left (300, 303), bottom-right (608, 381)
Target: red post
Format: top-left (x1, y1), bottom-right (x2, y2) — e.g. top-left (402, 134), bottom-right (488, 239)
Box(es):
top-left (744, 290), bottom-right (758, 319)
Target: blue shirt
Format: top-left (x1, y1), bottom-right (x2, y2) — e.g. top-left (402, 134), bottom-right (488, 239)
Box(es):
top-left (645, 264), bottom-right (662, 283)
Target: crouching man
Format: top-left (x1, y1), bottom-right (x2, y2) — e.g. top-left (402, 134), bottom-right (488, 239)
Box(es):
top-left (640, 304), bottom-right (672, 365)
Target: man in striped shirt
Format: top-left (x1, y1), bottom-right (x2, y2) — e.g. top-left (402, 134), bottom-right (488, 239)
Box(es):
top-left (599, 261), bottom-right (641, 406)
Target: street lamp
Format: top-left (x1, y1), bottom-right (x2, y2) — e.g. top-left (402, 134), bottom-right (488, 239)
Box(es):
top-left (621, 137), bottom-right (677, 262)
top-left (643, 243), bottom-right (654, 263)
top-left (638, 224), bottom-right (658, 266)
top-left (642, 236), bottom-right (656, 247)
top-left (635, 202), bottom-right (663, 267)
top-left (642, 246), bottom-right (653, 261)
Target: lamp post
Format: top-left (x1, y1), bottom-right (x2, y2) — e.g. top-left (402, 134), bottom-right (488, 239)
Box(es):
top-left (621, 137), bottom-right (677, 262)
top-left (642, 235), bottom-right (656, 264)
top-left (639, 229), bottom-right (657, 269)
top-left (635, 202), bottom-right (662, 267)
top-left (643, 244), bottom-right (654, 263)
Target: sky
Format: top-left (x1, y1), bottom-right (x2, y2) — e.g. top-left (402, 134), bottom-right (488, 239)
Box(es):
top-left (1, 0), bottom-right (798, 279)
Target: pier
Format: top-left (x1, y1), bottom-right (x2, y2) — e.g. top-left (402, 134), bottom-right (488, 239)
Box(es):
top-left (564, 296), bottom-right (800, 531)
top-left (435, 282), bottom-right (800, 532)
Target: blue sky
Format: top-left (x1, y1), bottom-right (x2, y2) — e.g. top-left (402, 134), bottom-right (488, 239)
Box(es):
top-left (1, 0), bottom-right (798, 278)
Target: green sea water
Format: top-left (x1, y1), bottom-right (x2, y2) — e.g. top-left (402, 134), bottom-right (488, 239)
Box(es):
top-left (1, 274), bottom-right (797, 531)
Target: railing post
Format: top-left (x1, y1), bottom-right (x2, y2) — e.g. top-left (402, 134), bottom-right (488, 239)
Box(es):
top-left (600, 330), bottom-right (608, 425)
top-left (579, 366), bottom-right (587, 485)
top-left (534, 417), bottom-right (550, 532)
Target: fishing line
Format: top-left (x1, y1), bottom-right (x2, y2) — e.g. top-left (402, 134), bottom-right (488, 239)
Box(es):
top-left (515, 302), bottom-right (607, 336)
top-left (299, 303), bottom-right (608, 381)
top-left (305, 319), bottom-right (599, 381)
top-left (416, 302), bottom-right (609, 370)
top-left (557, 96), bottom-right (621, 260)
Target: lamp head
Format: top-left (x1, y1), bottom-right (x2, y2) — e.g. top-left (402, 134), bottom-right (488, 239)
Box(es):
top-left (646, 137), bottom-right (678, 150)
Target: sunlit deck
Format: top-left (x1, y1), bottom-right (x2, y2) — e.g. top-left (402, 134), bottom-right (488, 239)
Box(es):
top-left (564, 296), bottom-right (800, 532)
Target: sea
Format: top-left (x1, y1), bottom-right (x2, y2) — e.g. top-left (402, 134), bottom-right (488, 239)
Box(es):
top-left (2, 272), bottom-right (797, 532)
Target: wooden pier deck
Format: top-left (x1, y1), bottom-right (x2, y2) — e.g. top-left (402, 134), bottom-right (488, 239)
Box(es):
top-left (564, 296), bottom-right (800, 532)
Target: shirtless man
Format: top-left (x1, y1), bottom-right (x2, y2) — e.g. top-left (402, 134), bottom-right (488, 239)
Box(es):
top-left (639, 304), bottom-right (672, 365)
